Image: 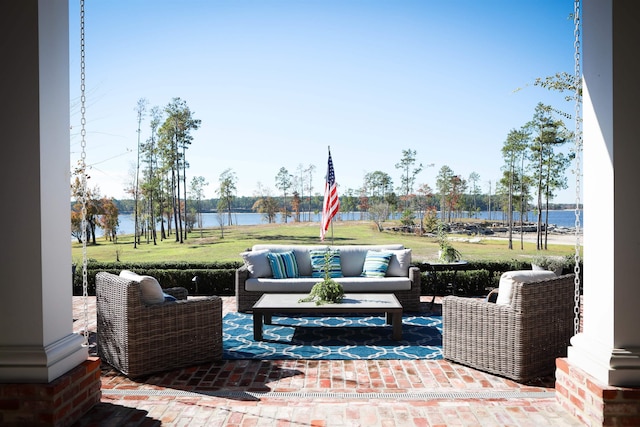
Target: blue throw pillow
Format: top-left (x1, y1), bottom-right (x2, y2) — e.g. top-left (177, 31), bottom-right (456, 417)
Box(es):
top-left (163, 292), bottom-right (177, 302)
top-left (310, 249), bottom-right (343, 278)
top-left (361, 251), bottom-right (393, 277)
top-left (266, 251), bottom-right (300, 279)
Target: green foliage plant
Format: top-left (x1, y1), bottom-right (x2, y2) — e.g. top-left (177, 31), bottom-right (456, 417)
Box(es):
top-left (400, 209), bottom-right (415, 226)
top-left (531, 254), bottom-right (564, 275)
top-left (299, 251), bottom-right (344, 305)
top-left (436, 221), bottom-right (461, 263)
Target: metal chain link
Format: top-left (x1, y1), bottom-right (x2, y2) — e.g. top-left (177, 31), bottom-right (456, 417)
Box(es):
top-left (573, 0), bottom-right (583, 336)
top-left (80, 0), bottom-right (89, 347)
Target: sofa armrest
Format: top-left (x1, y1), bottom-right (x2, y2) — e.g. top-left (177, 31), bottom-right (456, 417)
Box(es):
top-left (236, 265), bottom-right (249, 291)
top-left (408, 266), bottom-right (421, 289)
top-left (236, 265), bottom-right (259, 312)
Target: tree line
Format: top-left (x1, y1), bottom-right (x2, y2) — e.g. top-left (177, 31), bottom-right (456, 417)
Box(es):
top-left (72, 72), bottom-right (578, 250)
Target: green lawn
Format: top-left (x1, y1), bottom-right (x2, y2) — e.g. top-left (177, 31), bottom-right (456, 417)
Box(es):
top-left (72, 220), bottom-right (579, 265)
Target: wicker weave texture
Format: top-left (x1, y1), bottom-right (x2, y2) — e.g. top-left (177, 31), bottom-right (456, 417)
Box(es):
top-left (96, 272), bottom-right (222, 378)
top-left (235, 265), bottom-right (422, 312)
top-left (442, 274), bottom-right (575, 382)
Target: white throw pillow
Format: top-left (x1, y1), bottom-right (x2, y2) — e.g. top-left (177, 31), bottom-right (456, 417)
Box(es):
top-left (386, 249), bottom-right (412, 277)
top-left (495, 270), bottom-right (557, 305)
top-left (240, 249), bottom-right (272, 278)
top-left (119, 270), bottom-right (165, 305)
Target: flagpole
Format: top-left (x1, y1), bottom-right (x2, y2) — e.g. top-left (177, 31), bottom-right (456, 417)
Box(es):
top-left (320, 145), bottom-right (339, 243)
top-left (329, 144), bottom-right (334, 244)
top-left (330, 220), bottom-right (334, 245)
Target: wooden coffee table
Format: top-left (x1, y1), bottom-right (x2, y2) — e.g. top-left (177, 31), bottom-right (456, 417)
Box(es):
top-left (251, 293), bottom-right (403, 341)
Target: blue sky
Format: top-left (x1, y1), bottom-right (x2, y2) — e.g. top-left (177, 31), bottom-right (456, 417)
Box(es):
top-left (69, 0), bottom-right (579, 204)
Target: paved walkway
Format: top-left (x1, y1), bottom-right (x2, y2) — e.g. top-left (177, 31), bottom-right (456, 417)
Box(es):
top-left (71, 296), bottom-right (582, 426)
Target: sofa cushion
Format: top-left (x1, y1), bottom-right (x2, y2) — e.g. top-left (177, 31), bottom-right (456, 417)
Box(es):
top-left (386, 249), bottom-right (412, 277)
top-left (266, 251), bottom-right (299, 279)
top-left (245, 276), bottom-right (412, 292)
top-left (119, 270), bottom-right (165, 305)
top-left (310, 249), bottom-right (343, 278)
top-left (330, 244), bottom-right (404, 277)
top-left (496, 270), bottom-right (558, 305)
top-left (240, 249), bottom-right (272, 278)
top-left (252, 244), bottom-right (328, 276)
top-left (361, 250), bottom-right (392, 277)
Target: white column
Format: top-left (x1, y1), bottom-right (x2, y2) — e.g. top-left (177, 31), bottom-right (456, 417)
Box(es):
top-left (0, 0), bottom-right (87, 383)
top-left (567, 0), bottom-right (640, 387)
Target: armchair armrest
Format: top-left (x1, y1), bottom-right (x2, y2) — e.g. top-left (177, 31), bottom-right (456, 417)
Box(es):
top-left (163, 286), bottom-right (188, 300)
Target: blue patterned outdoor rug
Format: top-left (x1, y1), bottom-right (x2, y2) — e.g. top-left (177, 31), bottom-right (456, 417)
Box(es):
top-left (223, 312), bottom-right (443, 360)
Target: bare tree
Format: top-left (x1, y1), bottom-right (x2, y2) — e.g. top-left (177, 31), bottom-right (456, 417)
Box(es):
top-left (395, 149), bottom-right (423, 209)
top-left (133, 98), bottom-right (148, 248)
top-left (275, 167), bottom-right (293, 223)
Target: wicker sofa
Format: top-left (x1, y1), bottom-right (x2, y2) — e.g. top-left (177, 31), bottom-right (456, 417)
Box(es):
top-left (96, 271), bottom-right (223, 378)
top-left (235, 244), bottom-right (421, 312)
top-left (442, 272), bottom-right (575, 382)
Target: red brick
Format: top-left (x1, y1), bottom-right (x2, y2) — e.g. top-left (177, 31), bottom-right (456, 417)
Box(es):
top-left (556, 357), bottom-right (570, 373)
top-left (555, 382), bottom-right (569, 399)
top-left (570, 392), bottom-right (585, 411)
top-left (586, 377), bottom-right (607, 398)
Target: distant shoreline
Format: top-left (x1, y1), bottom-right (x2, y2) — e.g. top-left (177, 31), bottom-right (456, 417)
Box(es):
top-left (457, 231), bottom-right (583, 246)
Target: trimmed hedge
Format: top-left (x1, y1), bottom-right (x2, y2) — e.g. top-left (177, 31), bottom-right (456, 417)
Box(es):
top-left (415, 260), bottom-right (583, 297)
top-left (72, 261), bottom-right (242, 296)
top-left (73, 259), bottom-right (583, 298)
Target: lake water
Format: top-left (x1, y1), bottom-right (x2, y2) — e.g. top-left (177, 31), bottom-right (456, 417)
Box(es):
top-left (104, 209), bottom-right (583, 237)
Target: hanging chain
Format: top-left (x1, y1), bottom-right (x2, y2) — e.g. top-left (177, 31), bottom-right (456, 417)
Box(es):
top-left (80, 0), bottom-right (89, 347)
top-left (573, 0), bottom-right (583, 336)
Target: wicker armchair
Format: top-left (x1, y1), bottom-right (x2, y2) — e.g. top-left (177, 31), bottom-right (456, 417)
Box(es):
top-left (96, 272), bottom-right (223, 378)
top-left (442, 273), bottom-right (575, 382)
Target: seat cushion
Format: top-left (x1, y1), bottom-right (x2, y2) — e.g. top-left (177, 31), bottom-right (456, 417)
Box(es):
top-left (245, 276), bottom-right (411, 292)
top-left (496, 270), bottom-right (558, 305)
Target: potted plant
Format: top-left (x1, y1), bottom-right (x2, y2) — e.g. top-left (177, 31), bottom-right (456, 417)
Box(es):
top-left (436, 222), bottom-right (461, 263)
top-left (531, 255), bottom-right (564, 276)
top-left (299, 251), bottom-right (344, 305)
top-left (439, 243), bottom-right (462, 263)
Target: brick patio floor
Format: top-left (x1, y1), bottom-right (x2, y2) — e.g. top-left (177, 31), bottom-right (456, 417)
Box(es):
top-left (71, 296), bottom-right (583, 426)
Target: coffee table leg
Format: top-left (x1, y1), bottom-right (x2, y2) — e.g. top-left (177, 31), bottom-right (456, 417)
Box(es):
top-left (391, 311), bottom-right (402, 340)
top-left (253, 310), bottom-right (263, 341)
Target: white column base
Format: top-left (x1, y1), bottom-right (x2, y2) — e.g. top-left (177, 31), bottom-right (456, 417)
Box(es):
top-left (0, 333), bottom-right (88, 383)
top-left (568, 333), bottom-right (640, 387)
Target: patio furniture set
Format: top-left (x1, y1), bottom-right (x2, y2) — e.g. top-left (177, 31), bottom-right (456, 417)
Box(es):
top-left (95, 245), bottom-right (575, 383)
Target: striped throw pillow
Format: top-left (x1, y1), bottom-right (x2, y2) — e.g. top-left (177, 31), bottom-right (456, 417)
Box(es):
top-left (361, 251), bottom-right (393, 278)
top-left (266, 251), bottom-right (300, 279)
top-left (310, 249), bottom-right (343, 278)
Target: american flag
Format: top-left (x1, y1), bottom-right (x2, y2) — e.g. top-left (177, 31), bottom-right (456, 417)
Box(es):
top-left (320, 149), bottom-right (339, 241)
